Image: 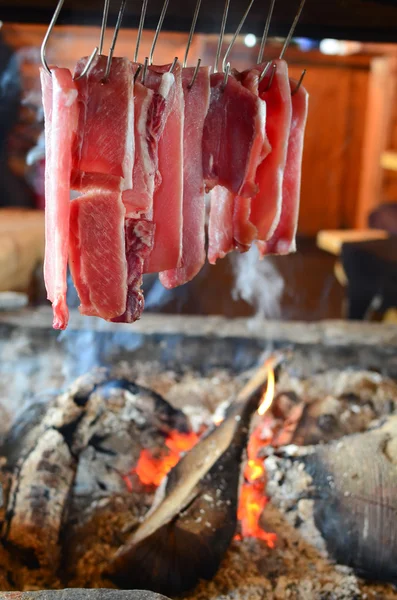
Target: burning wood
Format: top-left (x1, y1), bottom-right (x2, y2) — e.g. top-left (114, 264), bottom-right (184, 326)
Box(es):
top-left (108, 356), bottom-right (282, 595)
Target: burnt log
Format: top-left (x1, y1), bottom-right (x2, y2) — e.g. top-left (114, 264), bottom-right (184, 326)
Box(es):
top-left (0, 372), bottom-right (190, 590)
top-left (108, 358), bottom-right (282, 596)
top-left (264, 415), bottom-right (397, 584)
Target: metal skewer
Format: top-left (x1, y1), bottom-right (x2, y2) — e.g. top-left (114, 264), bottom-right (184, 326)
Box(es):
top-left (103, 0), bottom-right (127, 81)
top-left (149, 0), bottom-right (170, 65)
top-left (259, 0), bottom-right (306, 85)
top-left (99, 0), bottom-right (110, 55)
top-left (183, 0), bottom-right (202, 68)
top-left (221, 0), bottom-right (255, 77)
top-left (134, 0), bottom-right (149, 63)
top-left (214, 0), bottom-right (230, 73)
top-left (292, 68), bottom-right (306, 95)
top-left (41, 0), bottom-right (98, 79)
top-left (257, 0), bottom-right (276, 64)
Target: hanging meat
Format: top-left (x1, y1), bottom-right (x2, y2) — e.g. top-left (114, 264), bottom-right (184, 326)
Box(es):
top-left (39, 0), bottom-right (310, 330)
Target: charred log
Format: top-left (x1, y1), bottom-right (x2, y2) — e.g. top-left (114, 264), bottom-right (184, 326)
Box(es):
top-left (108, 359), bottom-right (280, 596)
top-left (264, 415), bottom-right (397, 584)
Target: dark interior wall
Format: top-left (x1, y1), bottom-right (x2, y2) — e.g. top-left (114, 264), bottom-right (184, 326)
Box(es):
top-left (2, 0), bottom-right (397, 42)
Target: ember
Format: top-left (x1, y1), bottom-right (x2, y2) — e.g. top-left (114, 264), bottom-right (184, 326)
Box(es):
top-left (237, 361), bottom-right (277, 547)
top-left (126, 430), bottom-right (200, 488)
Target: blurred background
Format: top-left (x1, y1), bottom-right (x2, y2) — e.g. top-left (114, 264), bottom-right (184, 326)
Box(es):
top-left (2, 3), bottom-right (397, 322)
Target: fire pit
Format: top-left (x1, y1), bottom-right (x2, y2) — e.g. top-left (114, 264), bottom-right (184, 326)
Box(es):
top-left (1, 308), bottom-right (397, 599)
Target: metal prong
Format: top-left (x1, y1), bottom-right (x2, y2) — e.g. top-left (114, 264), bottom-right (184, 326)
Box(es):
top-left (222, 0), bottom-right (255, 74)
top-left (214, 0), bottom-right (230, 73)
top-left (40, 0), bottom-right (65, 75)
top-left (257, 0), bottom-right (276, 64)
top-left (222, 62), bottom-right (230, 88)
top-left (183, 0), bottom-right (202, 68)
top-left (134, 0), bottom-right (149, 63)
top-left (263, 62), bottom-right (276, 91)
top-left (279, 0), bottom-right (306, 60)
top-left (103, 0), bottom-right (127, 82)
top-left (141, 56), bottom-right (149, 84)
top-left (292, 68), bottom-right (306, 95)
top-left (149, 0), bottom-right (170, 65)
top-left (169, 56), bottom-right (178, 72)
top-left (99, 0), bottom-right (110, 55)
top-left (73, 46), bottom-right (99, 80)
top-left (134, 64), bottom-right (143, 81)
top-left (187, 57), bottom-right (201, 89)
top-left (258, 59), bottom-right (271, 83)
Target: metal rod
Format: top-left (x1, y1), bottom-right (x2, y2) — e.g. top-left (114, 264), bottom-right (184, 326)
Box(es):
top-left (169, 56), bottom-right (178, 72)
top-left (263, 62), bottom-right (276, 90)
top-left (73, 46), bottom-right (99, 80)
top-left (149, 0), bottom-right (170, 65)
top-left (103, 0), bottom-right (127, 81)
top-left (187, 57), bottom-right (201, 89)
top-left (258, 59), bottom-right (271, 83)
top-left (183, 0), bottom-right (202, 68)
top-left (134, 0), bottom-right (149, 62)
top-left (141, 56), bottom-right (149, 84)
top-left (222, 62), bottom-right (230, 88)
top-left (222, 0), bottom-right (255, 74)
top-left (99, 0), bottom-right (110, 55)
top-left (214, 0), bottom-right (230, 73)
top-left (257, 0), bottom-right (275, 64)
top-left (292, 68), bottom-right (306, 95)
top-left (40, 0), bottom-right (65, 75)
top-left (279, 0), bottom-right (306, 59)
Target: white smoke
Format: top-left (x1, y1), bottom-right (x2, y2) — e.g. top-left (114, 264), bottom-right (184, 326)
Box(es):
top-left (232, 245), bottom-right (284, 320)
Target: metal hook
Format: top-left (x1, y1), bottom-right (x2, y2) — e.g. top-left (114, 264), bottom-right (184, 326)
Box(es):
top-left (169, 56), bottom-right (178, 72)
top-left (222, 0), bottom-right (255, 74)
top-left (149, 0), bottom-right (170, 65)
top-left (103, 0), bottom-right (127, 82)
top-left (222, 62), bottom-right (231, 88)
top-left (292, 69), bottom-right (306, 95)
top-left (257, 0), bottom-right (276, 64)
top-left (187, 57), bottom-right (201, 89)
top-left (263, 62), bottom-right (276, 90)
top-left (134, 63), bottom-right (143, 81)
top-left (214, 0), bottom-right (230, 73)
top-left (40, 0), bottom-right (65, 75)
top-left (258, 59), bottom-right (271, 83)
top-left (73, 46), bottom-right (99, 81)
top-left (279, 0), bottom-right (306, 60)
top-left (99, 0), bottom-right (110, 55)
top-left (134, 0), bottom-right (149, 63)
top-left (141, 56), bottom-right (149, 85)
top-left (183, 0), bottom-right (202, 68)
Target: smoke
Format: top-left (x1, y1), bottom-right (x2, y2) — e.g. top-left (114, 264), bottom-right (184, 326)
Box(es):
top-left (232, 245), bottom-right (284, 320)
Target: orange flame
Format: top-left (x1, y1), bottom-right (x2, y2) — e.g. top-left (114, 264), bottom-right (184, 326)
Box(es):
top-left (258, 360), bottom-right (275, 416)
top-left (127, 430), bottom-right (200, 489)
top-left (236, 359), bottom-right (276, 547)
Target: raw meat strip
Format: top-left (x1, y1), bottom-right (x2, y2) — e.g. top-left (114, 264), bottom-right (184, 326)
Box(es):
top-left (144, 62), bottom-right (184, 273)
top-left (202, 72), bottom-right (266, 198)
top-left (122, 79), bottom-right (170, 217)
top-left (250, 59), bottom-right (292, 241)
top-left (160, 66), bottom-right (211, 288)
top-left (233, 69), bottom-right (271, 250)
top-left (71, 171), bottom-right (122, 193)
top-left (207, 186), bottom-right (235, 265)
top-left (40, 67), bottom-right (78, 330)
top-left (112, 219), bottom-right (155, 322)
top-left (263, 78), bottom-right (309, 255)
top-left (73, 55), bottom-right (134, 190)
top-left (69, 190), bottom-right (127, 320)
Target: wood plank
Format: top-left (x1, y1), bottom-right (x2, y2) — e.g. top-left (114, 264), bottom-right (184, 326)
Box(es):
top-left (317, 229), bottom-right (389, 256)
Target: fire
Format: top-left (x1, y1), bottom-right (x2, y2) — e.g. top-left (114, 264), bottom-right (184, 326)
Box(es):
top-left (126, 430), bottom-right (200, 489)
top-left (237, 360), bottom-right (277, 547)
top-left (258, 360), bottom-right (275, 416)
